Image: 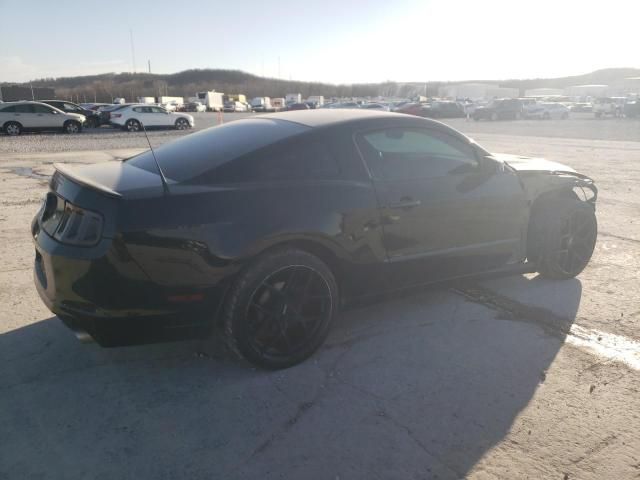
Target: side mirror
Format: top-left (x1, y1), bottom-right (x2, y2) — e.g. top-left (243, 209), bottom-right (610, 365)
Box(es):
top-left (483, 156), bottom-right (508, 174)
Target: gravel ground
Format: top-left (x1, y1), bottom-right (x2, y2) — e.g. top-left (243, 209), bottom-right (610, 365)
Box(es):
top-left (1, 118), bottom-right (640, 479)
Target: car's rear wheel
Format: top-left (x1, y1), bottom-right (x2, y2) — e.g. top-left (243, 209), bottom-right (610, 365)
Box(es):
top-left (223, 248), bottom-right (338, 369)
top-left (125, 119), bottom-right (141, 132)
top-left (63, 120), bottom-right (81, 134)
top-left (175, 118), bottom-right (190, 130)
top-left (528, 198), bottom-right (597, 279)
top-left (4, 121), bottom-right (22, 136)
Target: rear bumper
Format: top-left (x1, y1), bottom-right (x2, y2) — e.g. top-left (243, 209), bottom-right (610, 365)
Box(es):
top-left (33, 224), bottom-right (224, 347)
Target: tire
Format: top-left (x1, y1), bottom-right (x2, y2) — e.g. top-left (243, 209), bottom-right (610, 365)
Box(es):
top-left (64, 120), bottom-right (81, 134)
top-left (223, 248), bottom-right (338, 369)
top-left (4, 121), bottom-right (22, 136)
top-left (125, 119), bottom-right (141, 132)
top-left (175, 118), bottom-right (190, 130)
top-left (527, 198), bottom-right (597, 279)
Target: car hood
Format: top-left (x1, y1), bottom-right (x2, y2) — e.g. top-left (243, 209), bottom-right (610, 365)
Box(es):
top-left (491, 153), bottom-right (576, 174)
top-left (66, 113), bottom-right (86, 121)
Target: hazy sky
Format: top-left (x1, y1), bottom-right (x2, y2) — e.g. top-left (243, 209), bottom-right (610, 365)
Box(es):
top-left (1, 0), bottom-right (638, 84)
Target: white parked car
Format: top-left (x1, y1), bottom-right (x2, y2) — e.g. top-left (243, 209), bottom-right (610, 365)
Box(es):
top-left (109, 104), bottom-right (194, 132)
top-left (190, 102), bottom-right (207, 113)
top-left (593, 97), bottom-right (625, 118)
top-left (0, 101), bottom-right (85, 135)
top-left (524, 102), bottom-right (570, 120)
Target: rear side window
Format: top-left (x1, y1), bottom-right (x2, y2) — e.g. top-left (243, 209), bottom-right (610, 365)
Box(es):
top-left (127, 118), bottom-right (310, 182)
top-left (15, 104), bottom-right (34, 113)
top-left (0, 105), bottom-right (16, 113)
top-left (201, 134), bottom-right (342, 184)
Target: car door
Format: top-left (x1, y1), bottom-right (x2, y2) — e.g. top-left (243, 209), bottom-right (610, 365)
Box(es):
top-left (12, 104), bottom-right (38, 129)
top-left (150, 106), bottom-right (173, 126)
top-left (32, 103), bottom-right (63, 129)
top-left (355, 126), bottom-right (528, 285)
top-left (131, 106), bottom-right (154, 127)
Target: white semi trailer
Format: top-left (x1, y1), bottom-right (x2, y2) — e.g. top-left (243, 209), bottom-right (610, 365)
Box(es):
top-left (250, 97), bottom-right (272, 112)
top-left (195, 91), bottom-right (224, 111)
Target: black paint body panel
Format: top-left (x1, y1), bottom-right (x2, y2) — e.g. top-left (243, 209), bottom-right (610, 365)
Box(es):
top-left (32, 111), bottom-right (596, 346)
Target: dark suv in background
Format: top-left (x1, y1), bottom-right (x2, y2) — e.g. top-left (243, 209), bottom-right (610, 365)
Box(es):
top-left (421, 101), bottom-right (465, 119)
top-left (41, 100), bottom-right (101, 128)
top-left (473, 98), bottom-right (523, 121)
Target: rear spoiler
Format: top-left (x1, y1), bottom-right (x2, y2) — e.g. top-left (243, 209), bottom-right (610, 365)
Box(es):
top-left (53, 163), bottom-right (122, 199)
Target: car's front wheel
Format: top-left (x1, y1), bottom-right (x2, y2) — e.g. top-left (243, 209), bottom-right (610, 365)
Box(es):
top-left (63, 120), bottom-right (81, 134)
top-left (223, 248), bottom-right (338, 369)
top-left (528, 198), bottom-right (597, 279)
top-left (175, 118), bottom-right (190, 130)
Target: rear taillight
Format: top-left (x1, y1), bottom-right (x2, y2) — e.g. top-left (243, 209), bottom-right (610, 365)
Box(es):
top-left (40, 194), bottom-right (103, 246)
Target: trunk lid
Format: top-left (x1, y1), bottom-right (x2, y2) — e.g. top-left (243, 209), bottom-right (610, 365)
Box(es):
top-left (53, 161), bottom-right (167, 199)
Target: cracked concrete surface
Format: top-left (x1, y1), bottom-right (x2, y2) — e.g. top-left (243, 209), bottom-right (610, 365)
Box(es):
top-left (1, 118), bottom-right (640, 479)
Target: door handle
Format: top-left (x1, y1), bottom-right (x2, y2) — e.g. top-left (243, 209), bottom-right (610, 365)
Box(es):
top-left (388, 198), bottom-right (421, 209)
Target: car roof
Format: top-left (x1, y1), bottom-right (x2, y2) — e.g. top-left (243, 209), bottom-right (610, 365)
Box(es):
top-left (1, 100), bottom-right (50, 105)
top-left (259, 109), bottom-right (411, 128)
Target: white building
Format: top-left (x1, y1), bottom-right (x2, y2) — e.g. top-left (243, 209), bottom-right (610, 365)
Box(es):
top-left (524, 88), bottom-right (564, 98)
top-left (563, 85), bottom-right (609, 97)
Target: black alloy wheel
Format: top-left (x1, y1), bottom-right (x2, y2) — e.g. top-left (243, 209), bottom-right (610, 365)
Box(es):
top-left (126, 119), bottom-right (141, 132)
top-left (530, 198), bottom-right (597, 279)
top-left (175, 118), bottom-right (190, 130)
top-left (223, 248), bottom-right (337, 369)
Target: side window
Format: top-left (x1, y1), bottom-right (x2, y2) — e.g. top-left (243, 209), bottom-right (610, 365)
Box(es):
top-left (63, 103), bottom-right (80, 111)
top-left (199, 137), bottom-right (342, 184)
top-left (0, 106), bottom-right (16, 113)
top-left (133, 107), bottom-right (144, 113)
top-left (33, 104), bottom-right (55, 114)
top-left (151, 107), bottom-right (165, 113)
top-left (356, 128), bottom-right (477, 180)
top-left (15, 104), bottom-right (34, 113)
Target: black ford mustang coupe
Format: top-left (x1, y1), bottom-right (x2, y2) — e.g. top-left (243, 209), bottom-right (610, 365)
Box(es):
top-left (32, 110), bottom-right (597, 368)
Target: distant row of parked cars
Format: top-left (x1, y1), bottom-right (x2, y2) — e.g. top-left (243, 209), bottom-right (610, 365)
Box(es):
top-left (390, 96), bottom-right (640, 121)
top-left (0, 100), bottom-right (195, 135)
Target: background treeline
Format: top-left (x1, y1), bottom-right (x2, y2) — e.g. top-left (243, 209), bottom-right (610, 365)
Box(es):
top-left (3, 67), bottom-right (639, 103)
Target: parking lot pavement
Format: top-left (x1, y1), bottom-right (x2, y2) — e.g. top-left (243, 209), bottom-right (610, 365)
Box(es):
top-left (1, 122), bottom-right (640, 479)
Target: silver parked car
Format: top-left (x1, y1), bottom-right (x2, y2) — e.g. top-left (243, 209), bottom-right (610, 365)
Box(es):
top-left (524, 102), bottom-right (570, 120)
top-left (0, 101), bottom-right (85, 135)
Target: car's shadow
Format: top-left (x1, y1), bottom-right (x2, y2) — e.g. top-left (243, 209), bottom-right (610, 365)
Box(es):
top-left (0, 275), bottom-right (582, 480)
